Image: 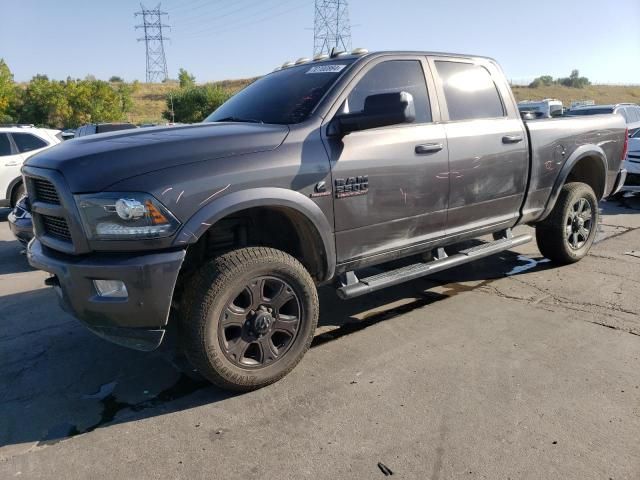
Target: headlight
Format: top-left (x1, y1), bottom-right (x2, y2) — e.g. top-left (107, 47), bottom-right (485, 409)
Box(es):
top-left (75, 192), bottom-right (180, 240)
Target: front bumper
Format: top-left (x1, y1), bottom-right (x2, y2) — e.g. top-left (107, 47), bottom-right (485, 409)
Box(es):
top-left (8, 212), bottom-right (34, 245)
top-left (27, 239), bottom-right (186, 351)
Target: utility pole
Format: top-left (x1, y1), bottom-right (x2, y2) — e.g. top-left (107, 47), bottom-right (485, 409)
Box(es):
top-left (135, 3), bottom-right (170, 83)
top-left (313, 0), bottom-right (352, 56)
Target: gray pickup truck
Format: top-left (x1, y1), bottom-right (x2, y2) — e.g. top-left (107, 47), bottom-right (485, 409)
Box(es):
top-left (24, 50), bottom-right (628, 391)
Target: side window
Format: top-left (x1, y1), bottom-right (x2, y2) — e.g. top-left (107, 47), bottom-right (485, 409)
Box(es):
top-left (0, 134), bottom-right (13, 157)
top-left (344, 60), bottom-right (432, 124)
top-left (435, 61), bottom-right (505, 121)
top-left (629, 107), bottom-right (640, 123)
top-left (12, 133), bottom-right (48, 153)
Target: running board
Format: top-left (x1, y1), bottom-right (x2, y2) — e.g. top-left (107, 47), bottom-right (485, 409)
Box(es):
top-left (336, 233), bottom-right (532, 299)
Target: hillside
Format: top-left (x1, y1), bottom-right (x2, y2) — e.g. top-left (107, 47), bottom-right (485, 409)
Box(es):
top-left (511, 84), bottom-right (640, 107)
top-left (127, 81), bottom-right (640, 124)
top-left (126, 78), bottom-right (254, 124)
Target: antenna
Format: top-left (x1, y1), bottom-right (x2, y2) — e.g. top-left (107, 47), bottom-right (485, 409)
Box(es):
top-left (135, 3), bottom-right (170, 83)
top-left (313, 0), bottom-right (352, 56)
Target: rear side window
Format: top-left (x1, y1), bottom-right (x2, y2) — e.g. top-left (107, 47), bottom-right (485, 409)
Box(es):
top-left (435, 61), bottom-right (505, 121)
top-left (617, 108), bottom-right (629, 122)
top-left (12, 133), bottom-right (48, 153)
top-left (345, 60), bottom-right (432, 124)
top-left (627, 107), bottom-right (640, 123)
top-left (0, 134), bottom-right (12, 157)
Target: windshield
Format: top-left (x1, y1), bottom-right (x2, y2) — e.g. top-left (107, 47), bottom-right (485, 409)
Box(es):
top-left (566, 107), bottom-right (614, 116)
top-left (205, 59), bottom-right (355, 125)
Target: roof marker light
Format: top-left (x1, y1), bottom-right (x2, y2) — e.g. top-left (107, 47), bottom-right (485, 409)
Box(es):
top-left (313, 53), bottom-right (329, 61)
top-left (351, 48), bottom-right (368, 55)
top-left (295, 57), bottom-right (311, 65)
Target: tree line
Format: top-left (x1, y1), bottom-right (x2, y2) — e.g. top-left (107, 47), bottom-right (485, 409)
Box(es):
top-left (528, 70), bottom-right (591, 89)
top-left (0, 58), bottom-right (134, 128)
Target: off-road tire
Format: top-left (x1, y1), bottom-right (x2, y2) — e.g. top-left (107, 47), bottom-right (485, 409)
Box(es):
top-left (535, 182), bottom-right (598, 264)
top-left (179, 247), bottom-right (319, 392)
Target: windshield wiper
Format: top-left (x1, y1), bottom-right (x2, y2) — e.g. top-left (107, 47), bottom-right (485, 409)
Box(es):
top-left (214, 116), bottom-right (264, 124)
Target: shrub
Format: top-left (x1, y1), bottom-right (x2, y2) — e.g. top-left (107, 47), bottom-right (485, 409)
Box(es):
top-left (163, 84), bottom-right (231, 123)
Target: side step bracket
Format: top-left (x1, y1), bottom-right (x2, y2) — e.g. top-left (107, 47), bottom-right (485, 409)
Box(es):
top-left (336, 232), bottom-right (532, 299)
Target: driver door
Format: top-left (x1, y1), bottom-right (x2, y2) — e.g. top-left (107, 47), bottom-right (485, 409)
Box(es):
top-left (323, 57), bottom-right (449, 265)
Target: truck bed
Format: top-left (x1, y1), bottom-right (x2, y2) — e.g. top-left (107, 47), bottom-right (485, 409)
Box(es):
top-left (520, 114), bottom-right (626, 224)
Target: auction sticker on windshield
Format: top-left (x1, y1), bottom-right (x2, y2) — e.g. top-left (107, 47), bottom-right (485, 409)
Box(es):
top-left (306, 65), bottom-right (347, 74)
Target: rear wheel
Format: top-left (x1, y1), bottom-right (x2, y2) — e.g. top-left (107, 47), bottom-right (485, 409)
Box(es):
top-left (535, 182), bottom-right (598, 264)
top-left (10, 182), bottom-right (25, 208)
top-left (179, 247), bottom-right (319, 391)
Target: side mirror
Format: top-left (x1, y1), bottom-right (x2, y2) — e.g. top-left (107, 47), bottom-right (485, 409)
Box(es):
top-left (61, 131), bottom-right (75, 140)
top-left (329, 91), bottom-right (416, 136)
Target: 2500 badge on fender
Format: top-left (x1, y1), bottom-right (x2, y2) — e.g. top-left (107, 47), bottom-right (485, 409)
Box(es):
top-left (335, 176), bottom-right (369, 198)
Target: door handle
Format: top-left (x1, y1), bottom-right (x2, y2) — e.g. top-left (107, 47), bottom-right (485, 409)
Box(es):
top-left (502, 135), bottom-right (523, 144)
top-left (4, 161), bottom-right (19, 166)
top-left (415, 143), bottom-right (444, 154)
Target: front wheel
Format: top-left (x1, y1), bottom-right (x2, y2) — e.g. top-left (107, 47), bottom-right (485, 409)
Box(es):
top-left (179, 247), bottom-right (319, 391)
top-left (535, 182), bottom-right (598, 264)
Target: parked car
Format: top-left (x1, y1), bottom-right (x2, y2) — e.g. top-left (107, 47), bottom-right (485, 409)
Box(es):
top-left (622, 129), bottom-right (640, 193)
top-left (0, 125), bottom-right (61, 208)
top-left (518, 98), bottom-right (563, 118)
top-left (24, 49), bottom-right (627, 392)
top-left (74, 123), bottom-right (137, 138)
top-left (566, 103), bottom-right (640, 136)
top-left (7, 194), bottom-right (32, 245)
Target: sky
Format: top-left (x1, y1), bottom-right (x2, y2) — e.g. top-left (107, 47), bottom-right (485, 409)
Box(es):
top-left (1, 0), bottom-right (639, 85)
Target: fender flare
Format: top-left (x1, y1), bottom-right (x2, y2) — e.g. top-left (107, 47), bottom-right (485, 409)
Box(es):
top-left (173, 187), bottom-right (336, 282)
top-left (538, 144), bottom-right (608, 222)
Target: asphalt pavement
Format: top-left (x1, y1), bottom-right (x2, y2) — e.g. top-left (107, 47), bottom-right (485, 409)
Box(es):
top-left (1, 197), bottom-right (639, 479)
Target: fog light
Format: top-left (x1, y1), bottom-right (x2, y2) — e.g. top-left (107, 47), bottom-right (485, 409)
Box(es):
top-left (93, 280), bottom-right (128, 298)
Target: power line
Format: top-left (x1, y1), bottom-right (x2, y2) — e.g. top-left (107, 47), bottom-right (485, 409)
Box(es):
top-left (135, 3), bottom-right (170, 83)
top-left (313, 0), bottom-right (351, 55)
top-left (173, 0), bottom-right (276, 32)
top-left (180, 0), bottom-right (308, 40)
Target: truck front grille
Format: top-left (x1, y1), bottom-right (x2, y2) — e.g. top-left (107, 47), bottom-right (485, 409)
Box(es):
top-left (32, 178), bottom-right (60, 204)
top-left (41, 215), bottom-right (72, 242)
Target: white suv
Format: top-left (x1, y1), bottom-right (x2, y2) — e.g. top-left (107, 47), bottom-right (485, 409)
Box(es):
top-left (0, 125), bottom-right (62, 207)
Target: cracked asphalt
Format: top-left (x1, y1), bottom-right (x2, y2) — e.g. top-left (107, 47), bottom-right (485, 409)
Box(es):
top-left (1, 197), bottom-right (639, 479)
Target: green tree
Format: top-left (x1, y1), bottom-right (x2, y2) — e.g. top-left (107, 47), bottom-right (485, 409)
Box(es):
top-left (163, 84), bottom-right (230, 123)
top-left (109, 75), bottom-right (124, 83)
top-left (0, 59), bottom-right (19, 123)
top-left (19, 75), bottom-right (70, 127)
top-left (178, 68), bottom-right (196, 88)
top-left (18, 76), bottom-right (134, 128)
top-left (558, 70), bottom-right (591, 88)
top-left (528, 75), bottom-right (554, 88)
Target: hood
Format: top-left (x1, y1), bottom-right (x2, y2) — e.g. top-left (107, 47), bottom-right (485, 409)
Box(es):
top-left (25, 122), bottom-right (289, 192)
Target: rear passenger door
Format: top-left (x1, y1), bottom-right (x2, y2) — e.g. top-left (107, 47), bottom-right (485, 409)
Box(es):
top-left (429, 58), bottom-right (528, 235)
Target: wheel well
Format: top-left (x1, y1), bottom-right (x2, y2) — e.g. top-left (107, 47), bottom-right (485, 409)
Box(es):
top-left (179, 206), bottom-right (327, 284)
top-left (9, 179), bottom-right (24, 206)
top-left (565, 155), bottom-right (606, 199)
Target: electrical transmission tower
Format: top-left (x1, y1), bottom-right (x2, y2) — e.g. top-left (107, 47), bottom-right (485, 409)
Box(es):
top-left (135, 3), bottom-right (170, 83)
top-left (313, 0), bottom-right (352, 56)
